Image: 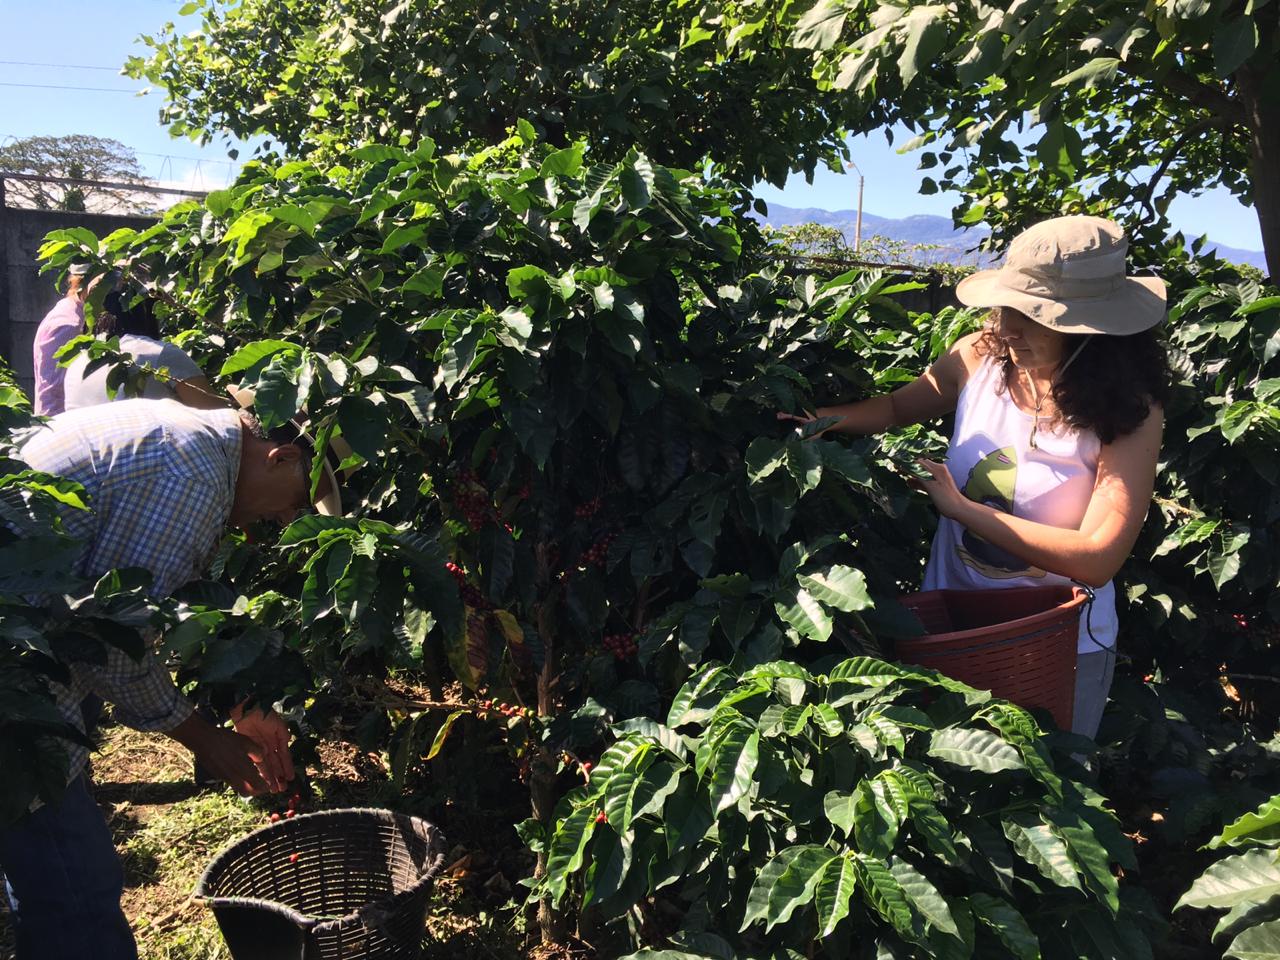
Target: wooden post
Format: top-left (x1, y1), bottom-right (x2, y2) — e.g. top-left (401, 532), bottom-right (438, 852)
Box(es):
top-left (0, 176), bottom-right (10, 373)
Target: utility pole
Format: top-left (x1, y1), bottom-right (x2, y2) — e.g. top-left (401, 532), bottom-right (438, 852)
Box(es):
top-left (846, 160), bottom-right (864, 254)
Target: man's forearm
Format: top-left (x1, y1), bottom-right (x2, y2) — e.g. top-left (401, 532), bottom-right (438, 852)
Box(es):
top-left (165, 711), bottom-right (219, 752)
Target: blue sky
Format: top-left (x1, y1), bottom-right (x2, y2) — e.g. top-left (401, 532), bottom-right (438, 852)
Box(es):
top-left (0, 0), bottom-right (1264, 252)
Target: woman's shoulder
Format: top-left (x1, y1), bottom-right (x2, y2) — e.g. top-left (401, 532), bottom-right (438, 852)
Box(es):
top-left (945, 330), bottom-right (989, 385)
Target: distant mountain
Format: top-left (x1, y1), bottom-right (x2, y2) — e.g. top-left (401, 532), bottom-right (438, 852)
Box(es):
top-left (1199, 241), bottom-right (1268, 271)
top-left (755, 203), bottom-right (1267, 271)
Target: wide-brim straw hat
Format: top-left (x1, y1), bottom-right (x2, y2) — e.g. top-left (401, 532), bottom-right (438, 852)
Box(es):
top-left (956, 215), bottom-right (1166, 335)
top-left (226, 385), bottom-right (352, 517)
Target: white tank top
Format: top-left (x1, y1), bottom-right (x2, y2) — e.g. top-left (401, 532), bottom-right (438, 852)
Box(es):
top-left (922, 355), bottom-right (1117, 653)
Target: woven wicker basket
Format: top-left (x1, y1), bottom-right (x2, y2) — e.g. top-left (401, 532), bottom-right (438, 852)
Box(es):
top-left (895, 585), bottom-right (1087, 730)
top-left (195, 808), bottom-right (446, 960)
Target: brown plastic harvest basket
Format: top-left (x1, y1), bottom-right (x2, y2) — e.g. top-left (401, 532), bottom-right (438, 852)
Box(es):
top-left (895, 585), bottom-right (1087, 730)
top-left (195, 808), bottom-right (446, 960)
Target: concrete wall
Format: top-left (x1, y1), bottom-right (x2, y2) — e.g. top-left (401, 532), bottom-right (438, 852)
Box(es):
top-left (0, 197), bottom-right (153, 399)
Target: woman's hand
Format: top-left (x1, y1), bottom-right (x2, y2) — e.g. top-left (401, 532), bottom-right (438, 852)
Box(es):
top-left (776, 409), bottom-right (842, 438)
top-left (776, 410), bottom-right (818, 428)
top-left (915, 459), bottom-right (971, 521)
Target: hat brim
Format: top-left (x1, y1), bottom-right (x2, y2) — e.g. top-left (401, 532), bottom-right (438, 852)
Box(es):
top-left (956, 269), bottom-right (1166, 335)
top-left (226, 386), bottom-right (344, 517)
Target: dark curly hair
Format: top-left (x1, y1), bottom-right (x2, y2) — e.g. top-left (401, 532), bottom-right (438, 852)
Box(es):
top-left (977, 309), bottom-right (1172, 445)
top-left (99, 286), bottom-right (160, 340)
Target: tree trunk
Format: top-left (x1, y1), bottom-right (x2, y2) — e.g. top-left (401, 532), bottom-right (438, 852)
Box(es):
top-left (531, 637), bottom-right (566, 944)
top-left (1238, 66), bottom-right (1280, 282)
top-left (530, 544), bottom-right (567, 945)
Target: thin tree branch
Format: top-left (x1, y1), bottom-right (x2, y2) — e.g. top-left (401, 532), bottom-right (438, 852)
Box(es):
top-left (1117, 59), bottom-right (1245, 127)
top-left (1136, 116), bottom-right (1228, 225)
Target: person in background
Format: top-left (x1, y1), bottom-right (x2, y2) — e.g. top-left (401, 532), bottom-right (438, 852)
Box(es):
top-left (780, 216), bottom-right (1170, 740)
top-left (0, 396), bottom-right (346, 960)
top-left (31, 262), bottom-right (89, 416)
top-left (62, 284), bottom-right (225, 411)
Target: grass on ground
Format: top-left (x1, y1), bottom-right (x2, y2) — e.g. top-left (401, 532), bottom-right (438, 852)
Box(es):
top-left (1, 719), bottom-right (563, 960)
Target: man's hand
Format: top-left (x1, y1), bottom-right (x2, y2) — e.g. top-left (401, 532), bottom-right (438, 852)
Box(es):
top-left (230, 703), bottom-right (295, 793)
top-left (166, 713), bottom-right (272, 796)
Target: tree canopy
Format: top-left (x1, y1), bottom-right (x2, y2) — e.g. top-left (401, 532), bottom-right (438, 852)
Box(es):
top-left (0, 134), bottom-right (147, 212)
top-left (126, 0), bottom-right (851, 188)
top-left (784, 0), bottom-right (1280, 277)
top-left (130, 0), bottom-right (1278, 276)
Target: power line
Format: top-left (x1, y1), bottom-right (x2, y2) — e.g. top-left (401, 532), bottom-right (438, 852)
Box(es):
top-left (0, 82), bottom-right (146, 94)
top-left (0, 60), bottom-right (120, 71)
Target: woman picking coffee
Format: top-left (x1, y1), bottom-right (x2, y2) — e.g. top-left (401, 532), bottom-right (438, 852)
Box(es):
top-left (781, 215), bottom-right (1170, 738)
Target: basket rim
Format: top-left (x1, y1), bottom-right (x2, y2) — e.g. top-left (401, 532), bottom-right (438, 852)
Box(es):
top-left (194, 806), bottom-right (446, 933)
top-left (897, 585), bottom-right (1088, 646)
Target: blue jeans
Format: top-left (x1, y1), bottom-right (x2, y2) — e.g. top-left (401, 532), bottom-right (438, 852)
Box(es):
top-left (0, 774), bottom-right (136, 960)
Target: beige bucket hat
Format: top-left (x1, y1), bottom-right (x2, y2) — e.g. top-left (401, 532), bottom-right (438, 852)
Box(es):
top-left (226, 385), bottom-right (353, 517)
top-left (956, 215), bottom-right (1167, 334)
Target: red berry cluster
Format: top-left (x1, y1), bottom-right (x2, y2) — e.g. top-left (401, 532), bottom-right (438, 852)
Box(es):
top-left (477, 699), bottom-right (535, 721)
top-left (574, 497), bottom-right (603, 519)
top-left (446, 561), bottom-right (488, 608)
top-left (454, 471), bottom-right (491, 530)
top-left (581, 532), bottom-right (617, 568)
top-left (267, 793), bottom-right (303, 825)
top-left (595, 811), bottom-right (608, 825)
top-left (603, 632), bottom-right (638, 660)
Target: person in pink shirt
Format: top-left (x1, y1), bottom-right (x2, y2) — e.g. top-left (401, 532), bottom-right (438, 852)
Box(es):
top-left (31, 263), bottom-right (90, 416)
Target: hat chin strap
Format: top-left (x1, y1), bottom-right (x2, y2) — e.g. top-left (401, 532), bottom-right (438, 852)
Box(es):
top-left (1024, 335), bottom-right (1092, 450)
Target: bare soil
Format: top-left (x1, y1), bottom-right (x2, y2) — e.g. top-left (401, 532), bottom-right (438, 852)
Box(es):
top-left (0, 720), bottom-right (589, 960)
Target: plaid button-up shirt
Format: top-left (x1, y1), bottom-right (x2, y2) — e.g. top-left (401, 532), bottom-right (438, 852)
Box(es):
top-left (19, 399), bottom-right (243, 788)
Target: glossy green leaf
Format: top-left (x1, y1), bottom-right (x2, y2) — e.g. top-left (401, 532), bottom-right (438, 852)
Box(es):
top-left (425, 709), bottom-right (465, 760)
top-left (219, 339), bottom-right (299, 376)
top-left (855, 853), bottom-right (915, 941)
top-left (742, 844), bottom-right (834, 932)
top-left (890, 857), bottom-right (958, 936)
top-left (969, 892), bottom-right (1040, 960)
top-left (815, 853), bottom-right (859, 937)
top-left (775, 587), bottom-right (833, 642)
top-left (927, 728), bottom-right (1026, 774)
top-left (827, 657), bottom-right (907, 686)
top-left (1211, 795), bottom-right (1280, 849)
top-left (1003, 814), bottom-right (1081, 890)
top-left (544, 804), bottom-right (598, 907)
top-left (853, 779), bottom-right (900, 859)
top-left (1177, 849), bottom-right (1280, 911)
top-left (792, 0), bottom-right (848, 50)
top-left (1047, 807), bottom-right (1120, 914)
top-left (798, 565), bottom-right (871, 612)
top-left (1226, 919), bottom-right (1280, 960)
top-left (705, 721), bottom-right (759, 814)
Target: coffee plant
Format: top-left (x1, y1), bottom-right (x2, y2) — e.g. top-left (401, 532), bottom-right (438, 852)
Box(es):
top-left (28, 132), bottom-right (961, 933)
top-left (1176, 792), bottom-right (1280, 959)
top-left (19, 128), bottom-right (1280, 955)
top-left (535, 657), bottom-right (1156, 959)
